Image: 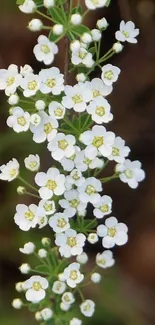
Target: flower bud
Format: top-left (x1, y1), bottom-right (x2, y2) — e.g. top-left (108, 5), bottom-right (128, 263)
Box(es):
top-left (97, 17), bottom-right (108, 30)
top-left (53, 24), bottom-right (64, 35)
top-left (12, 298), bottom-right (23, 309)
top-left (113, 42), bottom-right (123, 53)
top-left (19, 0), bottom-right (36, 14)
top-left (41, 237), bottom-right (51, 247)
top-left (81, 32), bottom-right (92, 44)
top-left (19, 263), bottom-right (30, 274)
top-left (15, 282), bottom-right (25, 292)
top-left (35, 311), bottom-right (42, 321)
top-left (35, 100), bottom-right (46, 111)
top-left (76, 252), bottom-right (88, 264)
top-left (43, 0), bottom-right (54, 8)
top-left (8, 94), bottom-right (19, 105)
top-left (28, 19), bottom-right (43, 31)
top-left (70, 40), bottom-right (81, 52)
top-left (20, 64), bottom-right (33, 76)
top-left (91, 272), bottom-right (101, 283)
top-left (38, 248), bottom-right (47, 258)
top-left (71, 14), bottom-right (82, 25)
top-left (17, 186), bottom-right (26, 195)
top-left (91, 29), bottom-right (102, 41)
top-left (76, 73), bottom-right (86, 82)
top-left (30, 113), bottom-right (41, 126)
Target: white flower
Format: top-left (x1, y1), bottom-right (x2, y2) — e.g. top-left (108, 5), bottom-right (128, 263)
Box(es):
top-left (87, 233), bottom-right (98, 244)
top-left (33, 35), bottom-right (58, 65)
top-left (87, 96), bottom-right (113, 124)
top-left (24, 154), bottom-right (40, 171)
top-left (14, 204), bottom-right (38, 231)
top-left (24, 275), bottom-right (48, 303)
top-left (37, 208), bottom-right (48, 229)
top-left (39, 199), bottom-right (56, 215)
top-left (35, 312), bottom-right (42, 321)
top-left (60, 302), bottom-right (71, 311)
top-left (15, 282), bottom-right (25, 292)
top-left (19, 263), bottom-right (30, 274)
top-left (52, 281), bottom-right (66, 294)
top-left (80, 125), bottom-right (115, 159)
top-left (21, 73), bottom-right (41, 97)
top-left (93, 195), bottom-right (112, 219)
top-left (97, 216), bottom-right (128, 248)
top-left (70, 40), bottom-right (81, 52)
top-left (101, 64), bottom-right (121, 86)
top-left (8, 94), bottom-right (19, 105)
top-left (96, 250), bottom-right (115, 268)
top-left (55, 229), bottom-right (86, 258)
top-left (0, 64), bottom-right (22, 96)
top-left (113, 42), bottom-right (123, 53)
top-left (30, 113), bottom-right (41, 126)
top-left (49, 212), bottom-right (70, 233)
top-left (71, 14), bottom-right (82, 25)
top-left (58, 273), bottom-right (66, 282)
top-left (49, 101), bottom-right (65, 119)
top-left (115, 20), bottom-right (139, 44)
top-left (30, 111), bottom-right (58, 143)
top-left (39, 67), bottom-right (64, 95)
top-left (76, 73), bottom-right (86, 82)
top-left (38, 249), bottom-right (47, 258)
top-left (35, 167), bottom-right (65, 199)
top-left (97, 17), bottom-right (108, 30)
top-left (20, 64), bottom-right (33, 76)
top-left (62, 83), bottom-right (92, 112)
top-left (70, 318), bottom-right (82, 325)
top-left (116, 159), bottom-right (145, 189)
top-left (59, 190), bottom-right (87, 217)
top-left (44, 0), bottom-right (54, 8)
top-left (19, 0), bottom-right (36, 13)
top-left (60, 146), bottom-right (81, 172)
top-left (81, 33), bottom-right (92, 44)
top-left (80, 299), bottom-right (95, 317)
top-left (7, 107), bottom-right (30, 133)
top-left (71, 47), bottom-right (94, 68)
top-left (12, 298), bottom-right (23, 309)
top-left (0, 158), bottom-right (19, 182)
top-left (48, 133), bottom-right (75, 161)
top-left (53, 24), bottom-right (64, 35)
top-left (62, 292), bottom-right (75, 305)
top-left (75, 149), bottom-right (104, 172)
top-left (86, 78), bottom-right (113, 98)
top-left (108, 136), bottom-right (130, 163)
top-left (91, 29), bottom-right (101, 41)
top-left (85, 0), bottom-right (107, 10)
top-left (78, 177), bottom-right (102, 204)
top-left (19, 242), bottom-right (35, 254)
top-left (66, 169), bottom-right (85, 188)
top-left (63, 262), bottom-right (84, 288)
top-left (91, 272), bottom-right (101, 283)
top-left (40, 308), bottom-right (53, 321)
top-left (76, 252), bottom-right (88, 264)
top-left (28, 19), bottom-right (43, 31)
top-left (35, 100), bottom-right (46, 111)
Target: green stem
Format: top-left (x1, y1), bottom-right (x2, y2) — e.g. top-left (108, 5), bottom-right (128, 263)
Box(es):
top-left (30, 269), bottom-right (50, 276)
top-left (18, 176), bottom-right (38, 193)
top-left (36, 9), bottom-right (53, 22)
top-left (63, 116), bottom-right (80, 135)
top-left (77, 287), bottom-right (85, 302)
top-left (25, 191), bottom-right (40, 199)
top-left (83, 8), bottom-right (89, 17)
top-left (100, 174), bottom-right (119, 183)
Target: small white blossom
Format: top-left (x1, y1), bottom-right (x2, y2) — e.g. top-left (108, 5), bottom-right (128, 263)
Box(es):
top-left (19, 263), bottom-right (30, 274)
top-left (87, 96), bottom-right (113, 124)
top-left (30, 111), bottom-right (58, 143)
top-left (70, 40), bottom-right (81, 52)
top-left (30, 113), bottom-right (41, 126)
top-left (19, 0), bottom-right (36, 13)
top-left (14, 204), bottom-right (38, 231)
top-left (91, 29), bottom-right (101, 41)
top-left (93, 195), bottom-right (112, 219)
top-left (38, 249), bottom-right (47, 258)
top-left (75, 150), bottom-right (104, 172)
top-left (48, 133), bottom-right (76, 161)
top-left (62, 83), bottom-right (92, 112)
top-left (71, 47), bottom-right (94, 68)
top-left (41, 237), bottom-right (51, 247)
top-left (39, 199), bottom-right (56, 215)
top-left (60, 302), bottom-right (71, 311)
top-left (35, 167), bottom-right (65, 199)
top-left (12, 298), bottom-right (23, 309)
top-left (63, 262), bottom-right (84, 288)
top-left (101, 64), bottom-right (121, 86)
top-left (0, 64), bottom-right (22, 96)
top-left (24, 154), bottom-right (40, 171)
top-left (116, 159), bottom-right (145, 189)
top-left (71, 14), bottom-right (82, 25)
top-left (40, 308), bottom-right (53, 321)
top-left (49, 101), bottom-right (65, 119)
top-left (49, 212), bottom-right (70, 233)
top-left (85, 0), bottom-right (107, 10)
top-left (59, 189), bottom-right (87, 217)
top-left (80, 299), bottom-right (95, 317)
top-left (76, 252), bottom-right (88, 264)
top-left (15, 282), bottom-right (25, 292)
top-left (35, 312), bottom-right (42, 321)
top-left (62, 292), bottom-right (75, 305)
top-left (60, 146), bottom-right (81, 172)
top-left (66, 169), bottom-right (85, 188)
top-left (23, 275), bottom-right (48, 303)
top-left (7, 107), bottom-right (30, 132)
top-left (20, 64), bottom-right (33, 76)
top-left (80, 125), bottom-right (115, 159)
top-left (113, 42), bottom-right (123, 53)
top-left (78, 177), bottom-right (102, 204)
top-left (108, 136), bottom-right (130, 163)
top-left (28, 19), bottom-right (43, 31)
top-left (44, 0), bottom-right (54, 8)
top-left (55, 229), bottom-right (86, 258)
top-left (0, 158), bottom-right (19, 182)
top-left (19, 242), bottom-right (35, 254)
top-left (37, 208), bottom-right (48, 229)
top-left (86, 78), bottom-right (113, 98)
top-left (97, 216), bottom-right (128, 248)
top-left (21, 73), bottom-right (41, 97)
top-left (39, 67), bottom-right (64, 95)
top-left (87, 233), bottom-right (99, 244)
top-left (17, 186), bottom-right (26, 195)
top-left (91, 272), bottom-right (101, 283)
top-left (33, 35), bottom-right (58, 65)
top-left (96, 250), bottom-right (115, 268)
top-left (97, 17), bottom-right (108, 30)
top-left (52, 281), bottom-right (66, 294)
top-left (35, 100), bottom-right (46, 111)
top-left (115, 20), bottom-right (139, 44)
top-left (8, 94), bottom-right (19, 105)
top-left (53, 24), bottom-right (64, 35)
top-left (76, 73), bottom-right (86, 82)
top-left (58, 273), bottom-right (66, 282)
top-left (81, 33), bottom-right (92, 44)
top-left (70, 318), bottom-right (82, 325)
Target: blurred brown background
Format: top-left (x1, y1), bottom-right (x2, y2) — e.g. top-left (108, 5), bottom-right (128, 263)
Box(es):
top-left (0, 0), bottom-right (155, 324)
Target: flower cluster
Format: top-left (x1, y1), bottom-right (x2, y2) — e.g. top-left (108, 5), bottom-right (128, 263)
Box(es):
top-left (1, 0), bottom-right (144, 324)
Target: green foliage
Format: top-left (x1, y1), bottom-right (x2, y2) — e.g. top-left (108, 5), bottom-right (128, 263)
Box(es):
top-left (70, 24), bottom-right (90, 37)
top-left (48, 7), bottom-right (67, 24)
top-left (16, 0), bottom-right (24, 4)
top-left (71, 5), bottom-right (83, 15)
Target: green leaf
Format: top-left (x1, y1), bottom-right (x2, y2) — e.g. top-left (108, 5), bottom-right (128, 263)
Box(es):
top-left (28, 303), bottom-right (40, 312)
top-left (71, 24), bottom-right (90, 37)
top-left (48, 7), bottom-right (67, 24)
top-left (84, 219), bottom-right (97, 230)
top-left (34, 0), bottom-right (43, 5)
top-left (16, 0), bottom-right (24, 4)
top-left (71, 5), bottom-right (83, 15)
top-left (89, 47), bottom-right (96, 54)
top-left (34, 265), bottom-right (49, 273)
top-left (80, 113), bottom-right (92, 130)
top-left (49, 30), bottom-right (62, 42)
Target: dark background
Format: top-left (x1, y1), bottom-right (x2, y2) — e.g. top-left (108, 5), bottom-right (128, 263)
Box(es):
top-left (0, 0), bottom-right (155, 324)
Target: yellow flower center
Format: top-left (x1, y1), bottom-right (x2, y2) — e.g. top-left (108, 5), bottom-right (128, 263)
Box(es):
top-left (124, 169), bottom-right (133, 179)
top-left (92, 136), bottom-right (104, 148)
top-left (28, 162), bottom-right (37, 169)
top-left (46, 78), bottom-right (56, 88)
top-left (83, 303), bottom-right (91, 311)
top-left (64, 294), bottom-right (70, 302)
top-left (9, 169), bottom-right (17, 177)
top-left (104, 70), bottom-right (113, 80)
top-left (70, 270), bottom-right (78, 280)
top-left (54, 107), bottom-right (63, 117)
top-left (44, 122), bottom-right (53, 134)
top-left (83, 157), bottom-right (92, 165)
top-left (85, 185), bottom-right (96, 195)
top-left (98, 258), bottom-right (106, 265)
top-left (41, 45), bottom-right (50, 54)
top-left (58, 139), bottom-right (68, 150)
top-left (72, 94), bottom-right (83, 104)
top-left (70, 199), bottom-right (79, 208)
top-left (28, 80), bottom-right (37, 90)
top-left (67, 237), bottom-right (77, 247)
top-left (73, 171), bottom-right (80, 180)
top-left (107, 227), bottom-right (116, 237)
top-left (56, 283), bottom-right (62, 290)
top-left (44, 203), bottom-right (53, 211)
top-left (79, 51), bottom-right (87, 59)
top-left (17, 116), bottom-right (26, 126)
top-left (7, 76), bottom-right (15, 86)
top-left (69, 153), bottom-right (76, 161)
top-left (95, 106), bottom-right (105, 117)
top-left (123, 31), bottom-right (129, 38)
top-left (46, 180), bottom-right (57, 190)
top-left (93, 89), bottom-right (100, 98)
top-left (57, 218), bottom-right (67, 228)
top-left (32, 282), bottom-right (42, 291)
top-left (25, 210), bottom-right (35, 221)
top-left (112, 147), bottom-right (119, 156)
top-left (40, 216), bottom-right (45, 224)
top-left (100, 204), bottom-right (109, 213)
